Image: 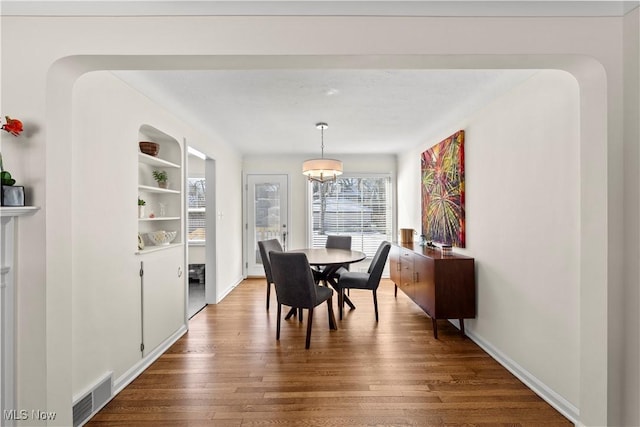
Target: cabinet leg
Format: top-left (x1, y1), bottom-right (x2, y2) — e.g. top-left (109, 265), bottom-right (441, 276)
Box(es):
top-left (432, 318), bottom-right (438, 339)
top-left (459, 318), bottom-right (465, 337)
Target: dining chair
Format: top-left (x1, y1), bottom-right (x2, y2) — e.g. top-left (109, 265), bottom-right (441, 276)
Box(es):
top-left (334, 241), bottom-right (391, 321)
top-left (257, 239), bottom-right (283, 311)
top-left (314, 235), bottom-right (352, 284)
top-left (326, 234), bottom-right (352, 275)
top-left (270, 252), bottom-right (337, 349)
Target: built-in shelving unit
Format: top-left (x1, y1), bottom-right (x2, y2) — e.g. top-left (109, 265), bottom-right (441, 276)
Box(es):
top-left (137, 124), bottom-right (183, 254)
top-left (134, 242), bottom-right (182, 255)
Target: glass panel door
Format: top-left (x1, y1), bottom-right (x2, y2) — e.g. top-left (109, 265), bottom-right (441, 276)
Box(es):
top-left (246, 174), bottom-right (288, 276)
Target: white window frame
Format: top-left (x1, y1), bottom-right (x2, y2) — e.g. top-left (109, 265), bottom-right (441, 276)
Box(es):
top-left (307, 173), bottom-right (393, 258)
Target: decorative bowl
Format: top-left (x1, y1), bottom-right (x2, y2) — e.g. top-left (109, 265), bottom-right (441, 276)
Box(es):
top-left (146, 230), bottom-right (177, 246)
top-left (139, 141), bottom-right (160, 157)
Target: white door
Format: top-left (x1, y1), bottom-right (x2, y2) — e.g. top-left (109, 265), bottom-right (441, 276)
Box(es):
top-left (246, 174), bottom-right (289, 276)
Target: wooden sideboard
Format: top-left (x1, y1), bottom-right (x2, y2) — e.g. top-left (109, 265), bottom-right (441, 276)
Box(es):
top-left (390, 242), bottom-right (476, 338)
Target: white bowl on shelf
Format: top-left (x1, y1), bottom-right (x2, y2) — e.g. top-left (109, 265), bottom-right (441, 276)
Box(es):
top-left (146, 230), bottom-right (177, 246)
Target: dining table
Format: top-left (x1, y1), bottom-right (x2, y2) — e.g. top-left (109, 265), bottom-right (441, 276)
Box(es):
top-left (285, 247), bottom-right (367, 317)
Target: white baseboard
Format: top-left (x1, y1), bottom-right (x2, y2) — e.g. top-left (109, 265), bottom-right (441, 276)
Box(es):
top-left (216, 276), bottom-right (244, 303)
top-left (113, 324), bottom-right (188, 395)
top-left (462, 325), bottom-right (580, 425)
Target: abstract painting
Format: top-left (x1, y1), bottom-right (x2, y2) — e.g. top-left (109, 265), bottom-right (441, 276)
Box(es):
top-left (421, 130), bottom-right (465, 247)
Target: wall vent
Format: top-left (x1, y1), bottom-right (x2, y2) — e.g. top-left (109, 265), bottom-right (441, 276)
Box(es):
top-left (72, 372), bottom-right (112, 427)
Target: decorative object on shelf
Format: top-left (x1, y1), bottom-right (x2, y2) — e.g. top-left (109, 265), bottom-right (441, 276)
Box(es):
top-left (137, 233), bottom-right (145, 250)
top-left (0, 169), bottom-right (15, 186)
top-left (421, 130), bottom-right (466, 248)
top-left (441, 245), bottom-right (453, 255)
top-left (1, 116), bottom-right (23, 136)
top-left (1, 185), bottom-right (25, 206)
top-left (1, 116), bottom-right (25, 206)
top-left (302, 122), bottom-right (343, 183)
top-left (152, 170), bottom-right (168, 189)
top-left (146, 230), bottom-right (177, 246)
top-left (138, 197), bottom-right (146, 218)
top-left (139, 141), bottom-right (159, 157)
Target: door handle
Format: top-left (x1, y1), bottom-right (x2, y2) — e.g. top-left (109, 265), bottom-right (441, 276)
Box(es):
top-left (282, 224), bottom-right (287, 251)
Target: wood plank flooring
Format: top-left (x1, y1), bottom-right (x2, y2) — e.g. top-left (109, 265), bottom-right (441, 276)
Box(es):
top-left (88, 279), bottom-right (572, 426)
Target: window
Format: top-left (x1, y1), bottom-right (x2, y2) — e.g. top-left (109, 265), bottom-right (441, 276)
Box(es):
top-left (188, 177), bottom-right (206, 243)
top-left (309, 175), bottom-right (393, 257)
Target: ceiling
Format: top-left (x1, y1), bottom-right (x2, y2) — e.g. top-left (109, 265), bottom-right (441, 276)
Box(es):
top-left (3, 1), bottom-right (639, 17)
top-left (114, 69), bottom-right (538, 155)
top-left (9, 0), bottom-right (636, 157)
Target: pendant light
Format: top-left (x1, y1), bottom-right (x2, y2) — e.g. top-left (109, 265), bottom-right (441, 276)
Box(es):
top-left (302, 122), bottom-right (343, 182)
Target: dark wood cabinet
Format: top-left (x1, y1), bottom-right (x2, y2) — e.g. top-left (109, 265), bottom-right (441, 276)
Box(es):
top-left (390, 242), bottom-right (476, 338)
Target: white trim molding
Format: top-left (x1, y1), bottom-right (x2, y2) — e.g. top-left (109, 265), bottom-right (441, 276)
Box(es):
top-left (0, 206), bottom-right (39, 427)
top-left (464, 327), bottom-right (579, 424)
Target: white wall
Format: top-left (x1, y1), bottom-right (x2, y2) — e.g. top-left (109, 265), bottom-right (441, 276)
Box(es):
top-left (71, 70), bottom-right (243, 401)
top-left (622, 7), bottom-right (640, 426)
top-left (0, 13), bottom-right (631, 426)
top-left (398, 70), bottom-right (580, 413)
top-left (243, 153), bottom-right (396, 253)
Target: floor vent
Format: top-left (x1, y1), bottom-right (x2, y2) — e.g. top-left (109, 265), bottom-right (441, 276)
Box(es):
top-left (72, 373), bottom-right (112, 427)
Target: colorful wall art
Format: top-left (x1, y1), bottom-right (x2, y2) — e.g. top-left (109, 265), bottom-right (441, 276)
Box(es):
top-left (421, 130), bottom-right (466, 247)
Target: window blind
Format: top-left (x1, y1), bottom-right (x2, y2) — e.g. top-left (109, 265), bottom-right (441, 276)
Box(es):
top-left (310, 175), bottom-right (392, 257)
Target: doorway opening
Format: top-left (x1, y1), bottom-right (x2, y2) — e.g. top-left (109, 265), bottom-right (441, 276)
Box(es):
top-left (187, 147), bottom-right (216, 318)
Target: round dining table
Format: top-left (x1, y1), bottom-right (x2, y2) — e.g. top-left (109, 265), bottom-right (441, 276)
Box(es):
top-left (288, 248), bottom-right (367, 270)
top-left (287, 247), bottom-right (366, 313)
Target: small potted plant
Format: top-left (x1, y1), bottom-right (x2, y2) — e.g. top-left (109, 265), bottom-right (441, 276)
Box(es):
top-left (152, 170), bottom-right (168, 189)
top-left (138, 197), bottom-right (146, 218)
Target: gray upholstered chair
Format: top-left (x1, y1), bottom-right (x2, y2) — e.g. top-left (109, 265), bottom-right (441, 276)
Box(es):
top-left (314, 235), bottom-right (352, 284)
top-left (325, 235), bottom-right (352, 250)
top-left (257, 239), bottom-right (283, 310)
top-left (334, 241), bottom-right (391, 322)
top-left (270, 252), bottom-right (337, 349)
top-left (326, 235), bottom-right (352, 275)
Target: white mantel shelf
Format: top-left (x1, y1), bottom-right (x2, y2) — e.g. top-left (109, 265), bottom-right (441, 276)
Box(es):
top-left (0, 206), bottom-right (40, 217)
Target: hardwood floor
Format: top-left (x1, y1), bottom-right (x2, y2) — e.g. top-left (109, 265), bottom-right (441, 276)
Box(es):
top-left (88, 278), bottom-right (572, 426)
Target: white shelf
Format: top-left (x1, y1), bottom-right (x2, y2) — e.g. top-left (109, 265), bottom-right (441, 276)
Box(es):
top-left (139, 217), bottom-right (180, 221)
top-left (138, 152), bottom-right (180, 169)
top-left (0, 206), bottom-right (40, 217)
top-left (138, 185), bottom-right (180, 194)
top-left (135, 242), bottom-right (183, 255)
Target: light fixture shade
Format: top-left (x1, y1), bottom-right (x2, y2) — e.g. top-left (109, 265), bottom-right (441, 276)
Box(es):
top-left (302, 158), bottom-right (343, 182)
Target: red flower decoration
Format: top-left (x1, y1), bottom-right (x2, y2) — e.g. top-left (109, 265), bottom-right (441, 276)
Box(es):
top-left (1, 116), bottom-right (23, 136)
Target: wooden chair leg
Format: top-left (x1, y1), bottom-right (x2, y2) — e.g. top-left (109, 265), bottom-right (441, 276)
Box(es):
top-left (276, 303), bottom-right (282, 340)
top-left (285, 307), bottom-right (296, 320)
top-left (327, 296), bottom-right (337, 330)
top-left (373, 289), bottom-right (379, 322)
top-left (266, 281), bottom-right (271, 310)
top-left (305, 307), bottom-right (314, 349)
top-left (299, 308), bottom-right (303, 323)
top-left (394, 284), bottom-right (397, 297)
top-left (339, 289), bottom-right (344, 320)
